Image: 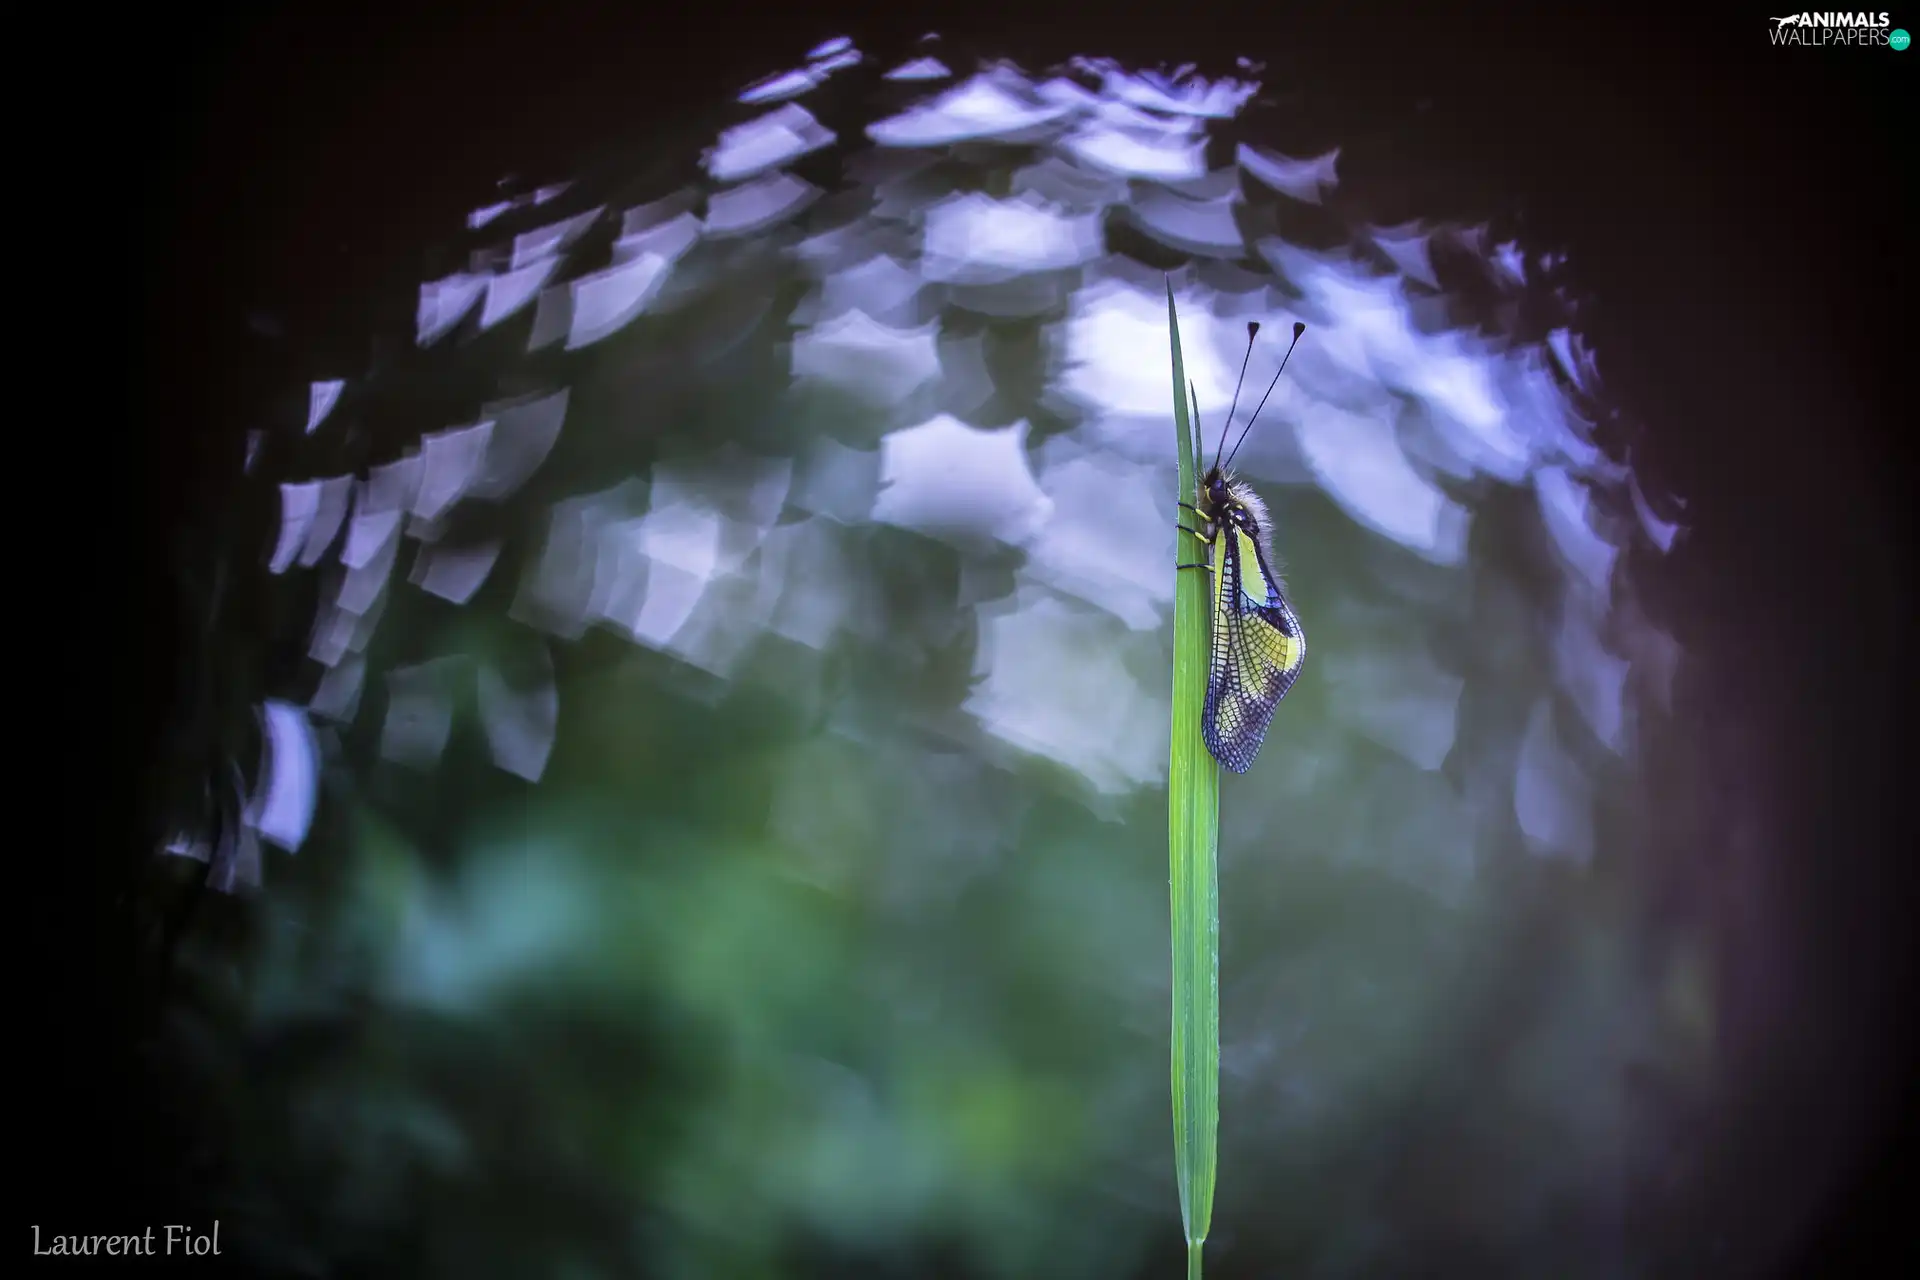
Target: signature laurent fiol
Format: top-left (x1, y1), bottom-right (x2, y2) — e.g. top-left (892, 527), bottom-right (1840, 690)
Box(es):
top-left (31, 1222), bottom-right (221, 1257)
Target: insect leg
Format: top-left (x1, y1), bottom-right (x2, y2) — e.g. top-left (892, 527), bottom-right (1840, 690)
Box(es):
top-left (1176, 501), bottom-right (1203, 516)
top-left (1175, 523), bottom-right (1209, 540)
top-left (1176, 562), bottom-right (1214, 573)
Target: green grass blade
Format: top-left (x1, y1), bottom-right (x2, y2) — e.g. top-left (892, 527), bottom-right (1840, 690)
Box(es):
top-left (1165, 280), bottom-right (1222, 1274)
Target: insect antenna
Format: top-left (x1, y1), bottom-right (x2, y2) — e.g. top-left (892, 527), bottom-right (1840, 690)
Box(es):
top-left (1212, 321), bottom-right (1261, 473)
top-left (1222, 321), bottom-right (1306, 473)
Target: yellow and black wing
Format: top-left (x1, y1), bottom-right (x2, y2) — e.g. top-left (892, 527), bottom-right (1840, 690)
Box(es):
top-left (1203, 522), bottom-right (1306, 773)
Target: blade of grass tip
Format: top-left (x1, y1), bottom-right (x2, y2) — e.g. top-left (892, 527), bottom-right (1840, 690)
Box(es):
top-left (1165, 280), bottom-right (1222, 1278)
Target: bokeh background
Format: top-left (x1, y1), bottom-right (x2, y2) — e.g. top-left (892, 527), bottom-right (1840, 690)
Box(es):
top-left (61, 6), bottom-right (1911, 1280)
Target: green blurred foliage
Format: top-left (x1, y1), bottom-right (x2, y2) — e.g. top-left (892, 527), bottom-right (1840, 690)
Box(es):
top-left (145, 47), bottom-right (1711, 1280)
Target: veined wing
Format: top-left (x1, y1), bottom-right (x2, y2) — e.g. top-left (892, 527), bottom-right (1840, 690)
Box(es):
top-left (1202, 523), bottom-right (1306, 773)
